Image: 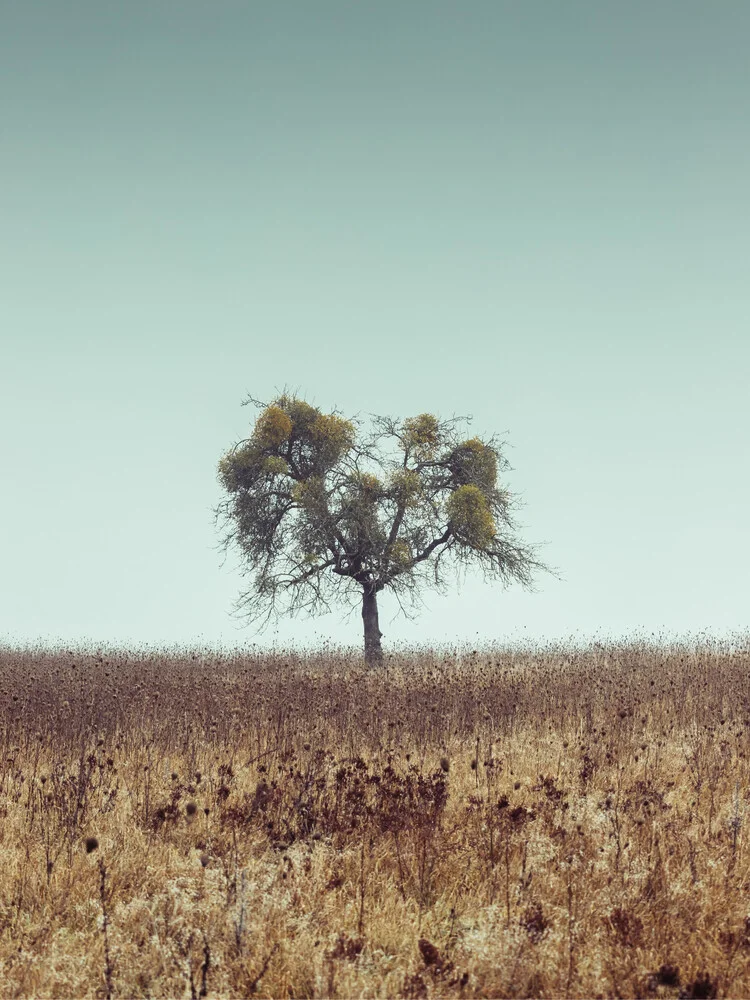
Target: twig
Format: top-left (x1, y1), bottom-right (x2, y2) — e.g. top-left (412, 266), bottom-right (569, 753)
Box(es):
top-left (98, 859), bottom-right (114, 1000)
top-left (248, 942), bottom-right (279, 996)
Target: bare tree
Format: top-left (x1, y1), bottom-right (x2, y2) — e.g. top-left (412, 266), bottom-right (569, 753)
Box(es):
top-left (215, 394), bottom-right (551, 665)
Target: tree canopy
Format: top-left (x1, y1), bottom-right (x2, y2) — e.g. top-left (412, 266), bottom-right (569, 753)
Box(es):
top-left (215, 394), bottom-right (549, 663)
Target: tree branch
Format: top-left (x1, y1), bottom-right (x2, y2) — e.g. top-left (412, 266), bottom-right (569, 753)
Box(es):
top-left (278, 557), bottom-right (337, 589)
top-left (411, 527), bottom-right (452, 567)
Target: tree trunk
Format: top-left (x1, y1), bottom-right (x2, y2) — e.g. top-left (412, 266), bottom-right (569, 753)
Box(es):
top-left (362, 586), bottom-right (383, 667)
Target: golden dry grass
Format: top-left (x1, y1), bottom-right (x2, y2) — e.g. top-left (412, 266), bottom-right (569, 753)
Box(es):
top-left (1, 638), bottom-right (750, 998)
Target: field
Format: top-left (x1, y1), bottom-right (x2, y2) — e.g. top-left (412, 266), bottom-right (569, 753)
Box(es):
top-left (1, 638), bottom-right (750, 999)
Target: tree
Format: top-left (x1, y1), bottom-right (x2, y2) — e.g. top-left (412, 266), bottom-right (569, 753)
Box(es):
top-left (215, 394), bottom-right (550, 665)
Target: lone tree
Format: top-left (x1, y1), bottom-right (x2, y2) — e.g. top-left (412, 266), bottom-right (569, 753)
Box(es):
top-left (215, 394), bottom-right (549, 665)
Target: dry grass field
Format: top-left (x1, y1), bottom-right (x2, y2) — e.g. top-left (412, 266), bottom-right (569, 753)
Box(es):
top-left (1, 638), bottom-right (750, 999)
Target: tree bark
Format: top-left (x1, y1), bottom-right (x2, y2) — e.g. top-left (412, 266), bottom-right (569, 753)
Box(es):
top-left (362, 586), bottom-right (383, 667)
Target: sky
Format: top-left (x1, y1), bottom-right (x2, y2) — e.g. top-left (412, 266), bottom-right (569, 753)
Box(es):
top-left (2, 1), bottom-right (748, 653)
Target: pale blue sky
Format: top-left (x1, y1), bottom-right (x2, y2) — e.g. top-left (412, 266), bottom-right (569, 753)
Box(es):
top-left (2, 2), bottom-right (748, 651)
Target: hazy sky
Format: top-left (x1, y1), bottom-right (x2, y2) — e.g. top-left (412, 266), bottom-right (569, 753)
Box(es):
top-left (2, 2), bottom-right (748, 652)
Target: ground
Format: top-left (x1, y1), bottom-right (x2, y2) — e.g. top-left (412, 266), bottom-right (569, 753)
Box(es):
top-left (0, 639), bottom-right (748, 998)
